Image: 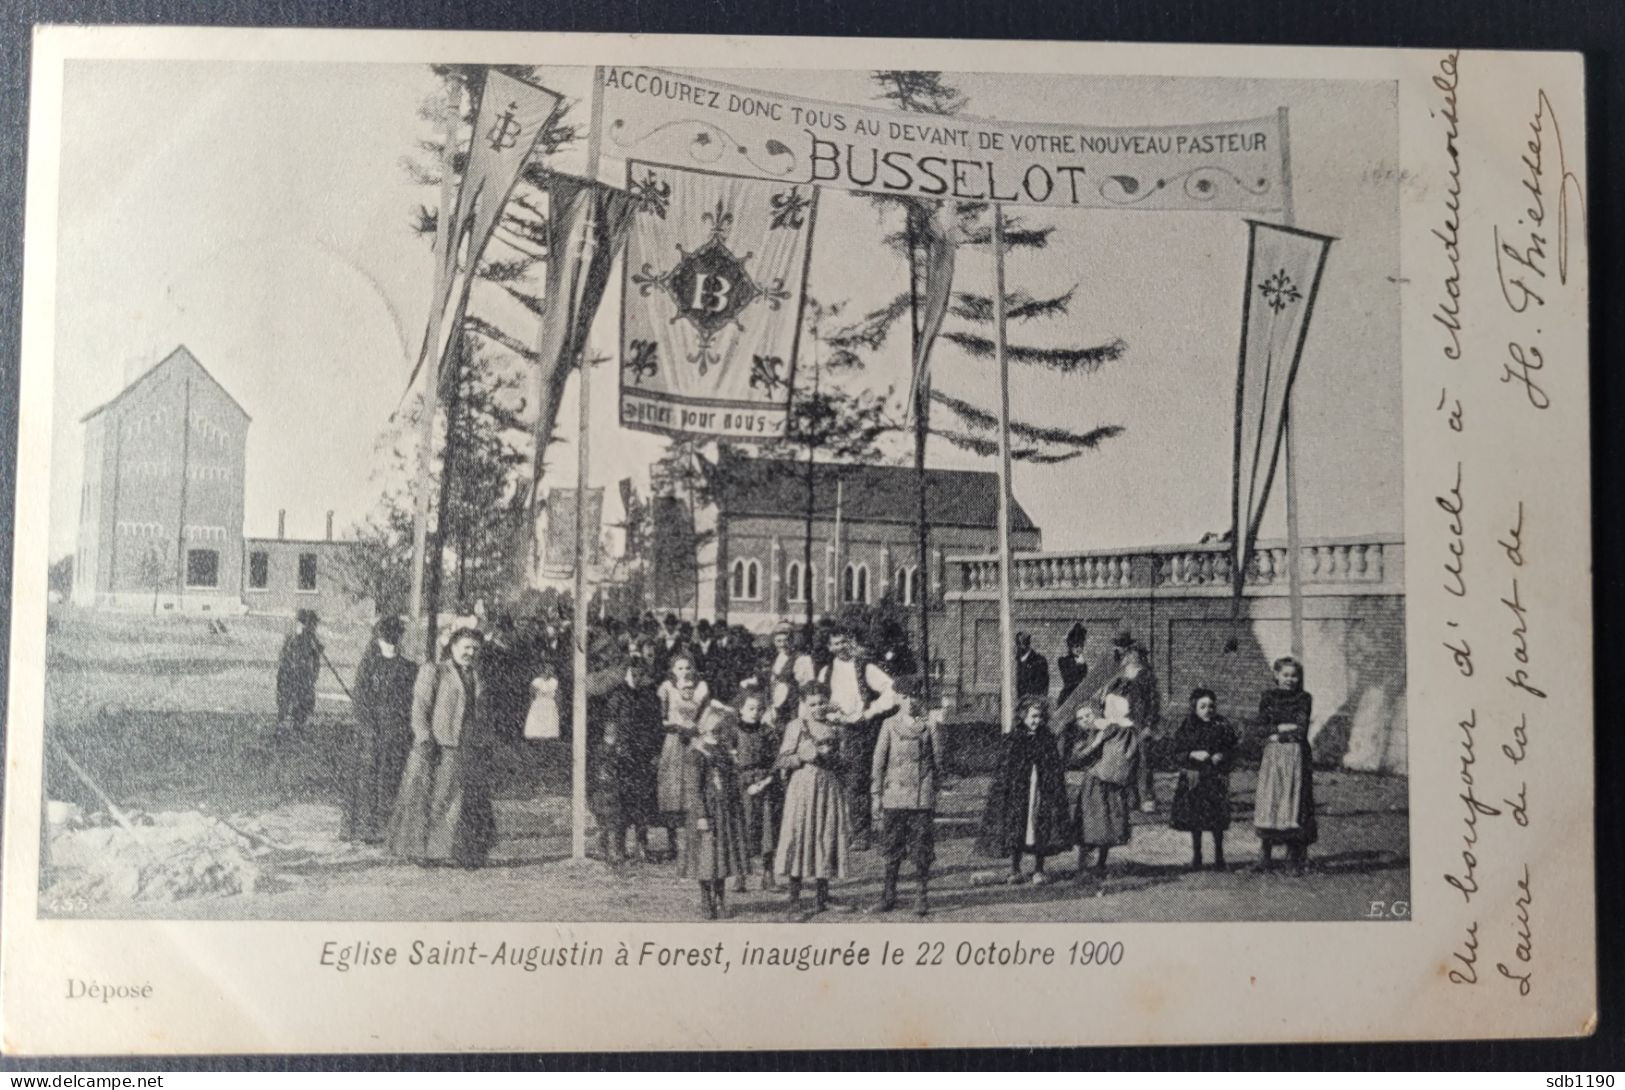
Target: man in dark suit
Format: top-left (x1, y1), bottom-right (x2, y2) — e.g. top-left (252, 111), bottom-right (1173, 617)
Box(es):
top-left (1014, 631), bottom-right (1050, 702)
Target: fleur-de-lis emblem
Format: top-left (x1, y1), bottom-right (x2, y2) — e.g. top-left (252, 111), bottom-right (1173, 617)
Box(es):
top-left (769, 187), bottom-right (812, 230)
top-left (628, 171), bottom-right (672, 219)
top-left (624, 339), bottom-right (659, 385)
top-left (749, 354), bottom-right (788, 397)
top-left (702, 199), bottom-right (734, 242)
top-left (1258, 268), bottom-right (1303, 313)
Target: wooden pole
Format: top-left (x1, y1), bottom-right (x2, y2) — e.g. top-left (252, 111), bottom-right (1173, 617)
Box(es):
top-left (1278, 105), bottom-right (1306, 662)
top-left (571, 66), bottom-right (607, 861)
top-left (992, 204), bottom-right (1017, 733)
top-left (410, 92), bottom-right (462, 653)
top-left (907, 206), bottom-right (932, 701)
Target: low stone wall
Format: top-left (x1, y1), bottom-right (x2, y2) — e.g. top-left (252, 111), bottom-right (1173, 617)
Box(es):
top-left (942, 534), bottom-right (1408, 775)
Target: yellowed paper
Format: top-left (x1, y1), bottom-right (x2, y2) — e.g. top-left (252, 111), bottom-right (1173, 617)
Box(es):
top-left (1, 27), bottom-right (1592, 1053)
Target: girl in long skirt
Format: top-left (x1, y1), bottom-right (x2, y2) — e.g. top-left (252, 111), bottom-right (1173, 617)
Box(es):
top-left (1252, 656), bottom-right (1316, 874)
top-left (732, 681), bottom-right (783, 892)
top-left (681, 703), bottom-right (751, 918)
top-left (977, 697), bottom-right (1071, 885)
top-left (1169, 687), bottom-right (1238, 871)
top-left (773, 681), bottom-right (851, 918)
top-left (656, 653), bottom-right (709, 861)
top-left (1071, 693), bottom-right (1143, 881)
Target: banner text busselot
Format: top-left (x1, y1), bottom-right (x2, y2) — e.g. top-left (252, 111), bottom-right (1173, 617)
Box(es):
top-left (602, 66), bottom-right (1282, 211)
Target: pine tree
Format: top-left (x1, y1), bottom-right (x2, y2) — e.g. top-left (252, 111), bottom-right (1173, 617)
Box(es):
top-left (352, 340), bottom-right (531, 615)
top-left (837, 70), bottom-right (1134, 684)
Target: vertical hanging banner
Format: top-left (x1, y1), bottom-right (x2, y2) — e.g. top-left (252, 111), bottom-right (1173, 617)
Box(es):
top-left (1229, 220), bottom-right (1335, 607)
top-left (542, 487), bottom-right (604, 578)
top-left (619, 161), bottom-right (817, 439)
top-left (406, 69), bottom-right (564, 394)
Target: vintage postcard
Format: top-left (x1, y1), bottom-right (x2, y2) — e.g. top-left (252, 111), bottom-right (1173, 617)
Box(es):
top-left (0, 27), bottom-right (1593, 1052)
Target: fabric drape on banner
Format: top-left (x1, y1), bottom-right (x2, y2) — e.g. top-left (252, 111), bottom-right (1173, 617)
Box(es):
top-left (1229, 220), bottom-right (1335, 626)
top-left (906, 201), bottom-right (958, 418)
top-left (406, 70), bottom-right (563, 394)
top-left (619, 161), bottom-right (818, 440)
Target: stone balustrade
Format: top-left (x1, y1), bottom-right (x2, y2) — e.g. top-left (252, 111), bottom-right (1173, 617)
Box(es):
top-left (948, 533), bottom-right (1404, 600)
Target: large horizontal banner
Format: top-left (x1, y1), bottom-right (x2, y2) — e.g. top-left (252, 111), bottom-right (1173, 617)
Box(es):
top-left (601, 67), bottom-right (1286, 212)
top-left (620, 160), bottom-right (817, 440)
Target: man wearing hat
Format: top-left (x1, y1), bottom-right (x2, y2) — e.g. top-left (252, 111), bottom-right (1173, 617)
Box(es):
top-left (1014, 631), bottom-right (1050, 702)
top-left (274, 609), bottom-right (322, 739)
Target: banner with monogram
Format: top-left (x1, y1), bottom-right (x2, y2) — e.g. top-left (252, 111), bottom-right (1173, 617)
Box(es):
top-left (406, 69), bottom-right (563, 394)
top-left (619, 161), bottom-right (818, 439)
top-left (1230, 220), bottom-right (1336, 611)
top-left (600, 67), bottom-right (1284, 212)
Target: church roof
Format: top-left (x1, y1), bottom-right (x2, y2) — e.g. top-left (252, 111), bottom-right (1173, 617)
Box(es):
top-left (711, 450), bottom-right (1037, 532)
top-left (80, 344), bottom-right (252, 424)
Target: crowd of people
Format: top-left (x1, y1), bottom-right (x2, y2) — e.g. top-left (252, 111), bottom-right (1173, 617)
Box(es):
top-left (277, 607), bottom-right (1320, 920)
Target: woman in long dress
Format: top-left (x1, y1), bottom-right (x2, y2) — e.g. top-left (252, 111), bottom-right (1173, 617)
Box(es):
top-left (773, 681), bottom-right (851, 918)
top-left (1252, 656), bottom-right (1316, 873)
top-left (1169, 687), bottom-right (1238, 871)
top-left (655, 653), bottom-right (709, 861)
top-left (681, 703), bottom-right (751, 918)
top-left (977, 697), bottom-right (1071, 886)
top-left (386, 627), bottom-right (497, 868)
top-left (342, 616), bottom-right (418, 844)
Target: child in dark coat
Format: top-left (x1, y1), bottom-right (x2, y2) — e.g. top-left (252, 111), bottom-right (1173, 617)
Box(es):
top-left (1168, 687), bottom-right (1238, 871)
top-left (593, 656), bottom-right (663, 863)
top-left (732, 680), bottom-right (784, 893)
top-left (681, 703), bottom-right (751, 918)
top-left (977, 697), bottom-right (1071, 885)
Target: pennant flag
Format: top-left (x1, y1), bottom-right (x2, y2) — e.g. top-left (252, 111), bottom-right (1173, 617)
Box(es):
top-left (407, 69), bottom-right (564, 395)
top-left (515, 175), bottom-right (633, 574)
top-left (1229, 220), bottom-right (1336, 631)
top-left (619, 161), bottom-right (818, 439)
top-left (906, 201), bottom-right (958, 419)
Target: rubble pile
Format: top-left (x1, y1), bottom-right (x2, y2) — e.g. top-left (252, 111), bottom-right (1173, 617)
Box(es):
top-left (46, 809), bottom-right (262, 903)
top-left (43, 802), bottom-right (377, 906)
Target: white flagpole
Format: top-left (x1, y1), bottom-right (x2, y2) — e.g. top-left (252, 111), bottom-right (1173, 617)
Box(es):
top-left (571, 66), bottom-right (607, 862)
top-left (410, 90), bottom-right (462, 647)
top-left (992, 203), bottom-right (1016, 734)
top-left (1278, 105), bottom-right (1306, 662)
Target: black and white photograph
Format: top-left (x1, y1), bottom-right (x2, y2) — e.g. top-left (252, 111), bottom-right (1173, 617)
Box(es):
top-left (0, 20), bottom-right (1598, 1058)
top-left (34, 57), bottom-right (1410, 926)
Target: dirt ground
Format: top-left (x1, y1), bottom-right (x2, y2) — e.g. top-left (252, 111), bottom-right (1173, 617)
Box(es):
top-left (38, 608), bottom-right (1411, 924)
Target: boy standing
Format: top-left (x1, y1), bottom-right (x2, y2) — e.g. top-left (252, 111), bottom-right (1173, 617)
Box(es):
top-left (869, 675), bottom-right (943, 916)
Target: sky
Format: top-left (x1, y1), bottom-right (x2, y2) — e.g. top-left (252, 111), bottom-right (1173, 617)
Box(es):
top-left (46, 60), bottom-right (1400, 563)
